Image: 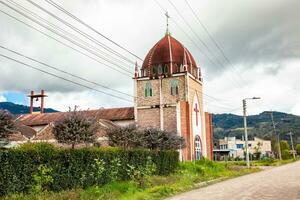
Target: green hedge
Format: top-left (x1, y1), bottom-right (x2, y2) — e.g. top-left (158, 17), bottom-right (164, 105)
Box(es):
top-left (0, 143), bottom-right (179, 196)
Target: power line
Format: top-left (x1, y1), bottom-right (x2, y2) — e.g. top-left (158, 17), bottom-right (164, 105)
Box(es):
top-left (44, 0), bottom-right (144, 62)
top-left (0, 44), bottom-right (133, 98)
top-left (26, 0), bottom-right (139, 66)
top-left (183, 0), bottom-right (244, 83)
top-left (0, 53), bottom-right (132, 103)
top-left (7, 0), bottom-right (134, 71)
top-left (0, 3), bottom-right (133, 77)
top-left (164, 0), bottom-right (242, 87)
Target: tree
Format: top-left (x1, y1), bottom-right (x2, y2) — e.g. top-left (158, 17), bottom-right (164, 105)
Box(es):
top-left (53, 109), bottom-right (98, 148)
top-left (106, 126), bottom-right (186, 150)
top-left (106, 124), bottom-right (142, 149)
top-left (141, 128), bottom-right (186, 151)
top-left (280, 140), bottom-right (291, 160)
top-left (0, 110), bottom-right (16, 142)
top-left (295, 144), bottom-right (300, 155)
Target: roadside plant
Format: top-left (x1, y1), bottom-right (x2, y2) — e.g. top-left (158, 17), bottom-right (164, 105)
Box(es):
top-left (110, 157), bottom-right (122, 182)
top-left (126, 156), bottom-right (156, 188)
top-left (31, 164), bottom-right (53, 194)
top-left (91, 158), bottom-right (106, 185)
top-left (53, 107), bottom-right (98, 148)
top-left (296, 144), bottom-right (300, 155)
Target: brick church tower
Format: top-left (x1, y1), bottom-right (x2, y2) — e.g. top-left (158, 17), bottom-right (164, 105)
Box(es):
top-left (134, 31), bottom-right (213, 161)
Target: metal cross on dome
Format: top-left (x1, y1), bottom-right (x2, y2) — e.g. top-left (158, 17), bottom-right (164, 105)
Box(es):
top-left (194, 103), bottom-right (199, 126)
top-left (165, 12), bottom-right (170, 35)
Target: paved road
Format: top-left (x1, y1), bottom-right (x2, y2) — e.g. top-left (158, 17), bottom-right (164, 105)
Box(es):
top-left (167, 161), bottom-right (300, 200)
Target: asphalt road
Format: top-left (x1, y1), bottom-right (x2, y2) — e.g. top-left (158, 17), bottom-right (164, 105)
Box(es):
top-left (167, 161), bottom-right (300, 200)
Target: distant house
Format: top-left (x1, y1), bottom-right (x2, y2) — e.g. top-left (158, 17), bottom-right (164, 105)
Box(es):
top-left (215, 137), bottom-right (272, 159)
top-left (8, 107), bottom-right (135, 147)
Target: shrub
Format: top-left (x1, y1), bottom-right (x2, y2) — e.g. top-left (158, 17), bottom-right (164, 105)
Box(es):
top-left (0, 143), bottom-right (178, 196)
top-left (296, 144), bottom-right (300, 155)
top-left (0, 110), bottom-right (16, 143)
top-left (107, 125), bottom-right (186, 150)
top-left (53, 108), bottom-right (98, 148)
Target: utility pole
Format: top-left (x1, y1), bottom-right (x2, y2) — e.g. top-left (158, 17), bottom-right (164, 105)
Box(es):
top-left (243, 97), bottom-right (261, 168)
top-left (270, 111), bottom-right (282, 160)
top-left (289, 131), bottom-right (296, 159)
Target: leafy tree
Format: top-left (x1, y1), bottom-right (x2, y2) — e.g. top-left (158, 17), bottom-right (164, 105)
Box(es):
top-left (141, 128), bottom-right (186, 150)
top-left (106, 124), bottom-right (142, 148)
top-left (296, 144), bottom-right (300, 155)
top-left (0, 110), bottom-right (16, 142)
top-left (107, 126), bottom-right (185, 150)
top-left (280, 140), bottom-right (291, 160)
top-left (53, 108), bottom-right (98, 148)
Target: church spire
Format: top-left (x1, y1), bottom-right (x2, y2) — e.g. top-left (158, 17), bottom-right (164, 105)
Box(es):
top-left (165, 12), bottom-right (170, 35)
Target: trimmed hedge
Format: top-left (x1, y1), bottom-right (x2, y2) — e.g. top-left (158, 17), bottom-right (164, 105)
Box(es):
top-left (0, 143), bottom-right (179, 196)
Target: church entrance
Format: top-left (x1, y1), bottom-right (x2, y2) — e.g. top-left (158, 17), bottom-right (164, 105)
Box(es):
top-left (195, 135), bottom-right (202, 160)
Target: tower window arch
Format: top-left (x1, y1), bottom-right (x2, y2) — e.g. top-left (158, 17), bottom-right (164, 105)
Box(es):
top-left (158, 64), bottom-right (162, 75)
top-left (170, 80), bottom-right (179, 96)
top-left (145, 81), bottom-right (152, 97)
top-left (164, 64), bottom-right (169, 74)
top-left (195, 135), bottom-right (202, 160)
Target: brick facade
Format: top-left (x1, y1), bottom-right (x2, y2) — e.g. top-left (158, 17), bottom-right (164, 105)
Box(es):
top-left (135, 73), bottom-right (213, 161)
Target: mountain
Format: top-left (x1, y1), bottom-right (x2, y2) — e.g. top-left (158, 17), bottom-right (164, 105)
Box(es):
top-left (212, 111), bottom-right (300, 145)
top-left (0, 102), bottom-right (58, 114)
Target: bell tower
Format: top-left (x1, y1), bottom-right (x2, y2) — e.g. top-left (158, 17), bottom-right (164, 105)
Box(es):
top-left (133, 30), bottom-right (213, 161)
top-left (28, 90), bottom-right (47, 114)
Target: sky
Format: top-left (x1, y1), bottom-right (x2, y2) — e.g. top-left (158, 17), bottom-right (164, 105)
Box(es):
top-left (0, 0), bottom-right (299, 116)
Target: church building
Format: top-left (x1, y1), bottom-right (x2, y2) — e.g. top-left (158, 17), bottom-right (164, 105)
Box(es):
top-left (15, 30), bottom-right (213, 161)
top-left (134, 31), bottom-right (213, 161)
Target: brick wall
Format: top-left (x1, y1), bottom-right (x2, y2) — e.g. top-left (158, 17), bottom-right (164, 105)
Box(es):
top-left (137, 108), bottom-right (160, 129)
top-left (205, 112), bottom-right (213, 160)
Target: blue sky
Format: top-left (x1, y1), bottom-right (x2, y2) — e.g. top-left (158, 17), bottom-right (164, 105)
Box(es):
top-left (2, 92), bottom-right (28, 105)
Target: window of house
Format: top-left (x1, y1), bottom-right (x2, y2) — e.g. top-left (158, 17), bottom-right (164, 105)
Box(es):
top-left (170, 80), bottom-right (179, 96)
top-left (236, 144), bottom-right (244, 149)
top-left (145, 81), bottom-right (152, 97)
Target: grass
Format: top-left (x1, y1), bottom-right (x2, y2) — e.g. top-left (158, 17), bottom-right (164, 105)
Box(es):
top-left (1, 159), bottom-right (260, 200)
top-left (225, 158), bottom-right (298, 167)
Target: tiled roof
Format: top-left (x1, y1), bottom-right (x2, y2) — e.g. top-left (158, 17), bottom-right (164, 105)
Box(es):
top-left (142, 34), bottom-right (198, 73)
top-left (17, 107), bottom-right (134, 126)
top-left (16, 124), bottom-right (36, 139)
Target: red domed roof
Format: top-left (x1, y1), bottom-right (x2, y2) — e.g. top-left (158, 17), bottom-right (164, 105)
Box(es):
top-left (141, 34), bottom-right (200, 77)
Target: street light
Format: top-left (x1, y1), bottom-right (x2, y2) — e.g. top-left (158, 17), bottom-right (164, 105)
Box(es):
top-left (243, 97), bottom-right (261, 168)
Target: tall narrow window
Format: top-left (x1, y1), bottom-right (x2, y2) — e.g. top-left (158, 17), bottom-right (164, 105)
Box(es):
top-left (158, 64), bottom-right (162, 75)
top-left (195, 136), bottom-right (202, 160)
top-left (145, 81), bottom-right (152, 97)
top-left (171, 80), bottom-right (179, 96)
top-left (164, 64), bottom-right (169, 74)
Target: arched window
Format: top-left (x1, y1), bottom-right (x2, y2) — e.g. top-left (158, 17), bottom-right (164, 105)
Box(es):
top-left (164, 64), bottom-right (169, 74)
top-left (174, 63), bottom-right (179, 73)
top-left (158, 64), bottom-right (162, 75)
top-left (145, 81), bottom-right (152, 97)
top-left (152, 66), bottom-right (157, 76)
top-left (195, 136), bottom-right (202, 160)
top-left (170, 80), bottom-right (179, 96)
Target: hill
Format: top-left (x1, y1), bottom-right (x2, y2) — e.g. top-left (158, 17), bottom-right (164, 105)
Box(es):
top-left (0, 102), bottom-right (58, 114)
top-left (212, 111), bottom-right (300, 145)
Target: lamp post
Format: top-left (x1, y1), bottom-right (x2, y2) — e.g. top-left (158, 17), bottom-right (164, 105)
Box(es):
top-left (243, 97), bottom-right (261, 168)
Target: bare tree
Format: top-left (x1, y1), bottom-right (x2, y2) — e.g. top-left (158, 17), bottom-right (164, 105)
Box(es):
top-left (53, 108), bottom-right (98, 148)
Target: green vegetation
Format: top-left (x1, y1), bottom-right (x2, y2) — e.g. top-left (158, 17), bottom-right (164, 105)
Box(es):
top-left (296, 144), bottom-right (300, 155)
top-left (2, 159), bottom-right (259, 200)
top-left (0, 143), bottom-right (178, 196)
top-left (213, 111), bottom-right (300, 145)
top-left (225, 158), bottom-right (297, 167)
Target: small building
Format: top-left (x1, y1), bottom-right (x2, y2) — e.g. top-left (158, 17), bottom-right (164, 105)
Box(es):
top-left (217, 137), bottom-right (272, 159)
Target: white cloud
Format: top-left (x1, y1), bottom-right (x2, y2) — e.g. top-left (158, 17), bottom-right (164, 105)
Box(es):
top-left (0, 0), bottom-right (299, 115)
top-left (0, 94), bottom-right (6, 102)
